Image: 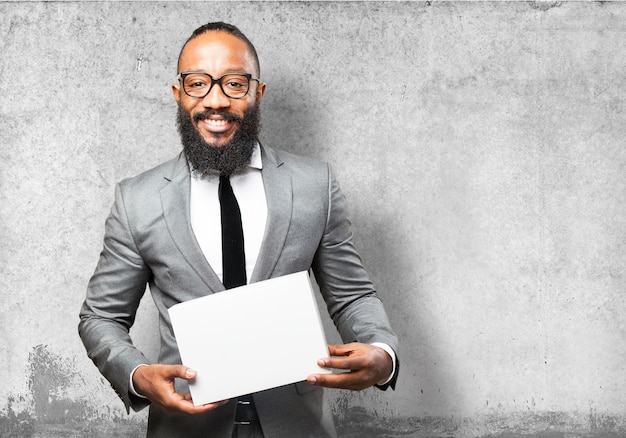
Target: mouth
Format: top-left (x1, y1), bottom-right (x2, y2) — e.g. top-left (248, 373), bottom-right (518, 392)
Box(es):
top-left (201, 117), bottom-right (232, 133)
top-left (194, 111), bottom-right (241, 136)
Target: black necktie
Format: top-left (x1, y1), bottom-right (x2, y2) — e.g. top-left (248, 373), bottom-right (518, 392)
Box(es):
top-left (219, 175), bottom-right (247, 289)
top-left (220, 175), bottom-right (262, 434)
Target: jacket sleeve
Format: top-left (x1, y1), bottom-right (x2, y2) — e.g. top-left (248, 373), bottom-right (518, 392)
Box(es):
top-left (78, 183), bottom-right (152, 412)
top-left (311, 165), bottom-right (399, 389)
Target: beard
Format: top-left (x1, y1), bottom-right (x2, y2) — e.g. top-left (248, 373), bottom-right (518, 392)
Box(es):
top-left (176, 103), bottom-right (261, 177)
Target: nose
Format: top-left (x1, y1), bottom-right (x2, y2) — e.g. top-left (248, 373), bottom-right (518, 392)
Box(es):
top-left (201, 83), bottom-right (231, 109)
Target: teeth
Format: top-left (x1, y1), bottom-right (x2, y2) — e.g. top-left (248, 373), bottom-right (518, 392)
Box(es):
top-left (206, 119), bottom-right (228, 126)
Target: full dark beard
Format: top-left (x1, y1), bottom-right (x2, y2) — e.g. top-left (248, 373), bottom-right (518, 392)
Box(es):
top-left (176, 104), bottom-right (261, 177)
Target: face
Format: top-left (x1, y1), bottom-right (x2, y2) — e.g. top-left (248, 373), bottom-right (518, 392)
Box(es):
top-left (172, 31), bottom-right (266, 149)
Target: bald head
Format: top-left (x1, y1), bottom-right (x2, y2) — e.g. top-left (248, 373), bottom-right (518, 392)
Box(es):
top-left (177, 22), bottom-right (260, 77)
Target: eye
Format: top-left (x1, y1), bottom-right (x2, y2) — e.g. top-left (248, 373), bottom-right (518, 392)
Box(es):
top-left (222, 74), bottom-right (249, 90)
top-left (184, 75), bottom-right (209, 88)
top-left (225, 80), bottom-right (245, 89)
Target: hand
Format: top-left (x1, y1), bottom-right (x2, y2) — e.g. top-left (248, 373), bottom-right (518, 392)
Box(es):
top-left (133, 364), bottom-right (229, 414)
top-left (306, 343), bottom-right (392, 390)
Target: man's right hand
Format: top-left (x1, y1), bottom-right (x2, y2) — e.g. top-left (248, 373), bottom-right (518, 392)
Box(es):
top-left (133, 364), bottom-right (229, 414)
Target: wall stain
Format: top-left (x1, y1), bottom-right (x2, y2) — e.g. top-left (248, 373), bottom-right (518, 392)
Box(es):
top-left (136, 54), bottom-right (144, 72)
top-left (528, 1), bottom-right (562, 11)
top-left (3, 346), bottom-right (626, 436)
top-left (1, 344), bottom-right (145, 437)
top-left (333, 405), bottom-right (626, 438)
top-left (27, 344), bottom-right (91, 423)
top-left (0, 394), bottom-right (35, 437)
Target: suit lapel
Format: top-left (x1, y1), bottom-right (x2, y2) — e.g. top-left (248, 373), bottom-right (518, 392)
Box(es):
top-left (160, 154), bottom-right (225, 293)
top-left (250, 146), bottom-right (293, 283)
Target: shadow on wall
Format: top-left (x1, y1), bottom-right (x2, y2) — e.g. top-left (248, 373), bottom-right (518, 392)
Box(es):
top-left (332, 199), bottom-right (459, 436)
top-left (260, 73), bottom-right (459, 434)
top-left (259, 69), bottom-right (461, 434)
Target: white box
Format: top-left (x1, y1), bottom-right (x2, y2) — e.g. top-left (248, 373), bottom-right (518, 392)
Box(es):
top-left (168, 271), bottom-right (331, 405)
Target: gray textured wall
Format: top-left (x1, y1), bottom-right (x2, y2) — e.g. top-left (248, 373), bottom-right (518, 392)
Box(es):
top-left (2, 1), bottom-right (626, 437)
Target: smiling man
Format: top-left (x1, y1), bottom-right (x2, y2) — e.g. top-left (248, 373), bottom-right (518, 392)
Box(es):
top-left (79, 22), bottom-right (398, 438)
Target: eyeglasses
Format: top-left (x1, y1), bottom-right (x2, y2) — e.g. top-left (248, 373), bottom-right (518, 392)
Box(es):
top-left (177, 72), bottom-right (260, 99)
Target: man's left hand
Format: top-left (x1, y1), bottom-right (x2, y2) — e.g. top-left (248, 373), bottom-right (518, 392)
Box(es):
top-left (306, 343), bottom-right (392, 390)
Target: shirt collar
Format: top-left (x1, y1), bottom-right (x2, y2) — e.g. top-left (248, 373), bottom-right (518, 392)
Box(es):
top-left (249, 142), bottom-right (262, 170)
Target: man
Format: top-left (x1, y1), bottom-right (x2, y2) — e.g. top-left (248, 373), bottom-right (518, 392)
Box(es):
top-left (79, 22), bottom-right (398, 438)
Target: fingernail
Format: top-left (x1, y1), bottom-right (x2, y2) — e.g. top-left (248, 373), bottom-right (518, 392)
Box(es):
top-left (308, 376), bottom-right (317, 385)
top-left (185, 368), bottom-right (196, 378)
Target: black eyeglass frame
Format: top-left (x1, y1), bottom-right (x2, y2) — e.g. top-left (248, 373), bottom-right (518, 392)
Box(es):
top-left (177, 72), bottom-right (260, 99)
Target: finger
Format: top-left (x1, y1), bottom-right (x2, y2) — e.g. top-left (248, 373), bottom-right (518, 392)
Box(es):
top-left (318, 353), bottom-right (370, 370)
top-left (307, 370), bottom-right (371, 391)
top-left (185, 398), bottom-right (230, 409)
top-left (170, 398), bottom-right (225, 415)
top-left (163, 392), bottom-right (230, 414)
top-left (318, 357), bottom-right (351, 370)
top-left (319, 343), bottom-right (362, 369)
top-left (186, 399), bottom-right (231, 414)
top-left (327, 343), bottom-right (354, 356)
top-left (212, 399), bottom-right (231, 408)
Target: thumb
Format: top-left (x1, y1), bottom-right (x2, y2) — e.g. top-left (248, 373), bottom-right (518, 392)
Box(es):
top-left (174, 365), bottom-right (197, 380)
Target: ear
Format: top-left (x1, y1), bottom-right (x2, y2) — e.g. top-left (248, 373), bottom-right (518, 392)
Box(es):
top-left (255, 81), bottom-right (266, 104)
top-left (172, 81), bottom-right (181, 103)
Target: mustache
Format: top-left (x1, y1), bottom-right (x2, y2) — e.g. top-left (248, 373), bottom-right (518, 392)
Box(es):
top-left (193, 109), bottom-right (242, 123)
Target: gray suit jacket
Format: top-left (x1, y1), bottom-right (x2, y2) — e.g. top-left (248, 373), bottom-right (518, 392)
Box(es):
top-left (79, 145), bottom-right (398, 437)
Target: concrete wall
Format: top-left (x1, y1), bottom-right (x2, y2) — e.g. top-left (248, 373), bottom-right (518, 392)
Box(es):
top-left (1, 1), bottom-right (625, 437)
